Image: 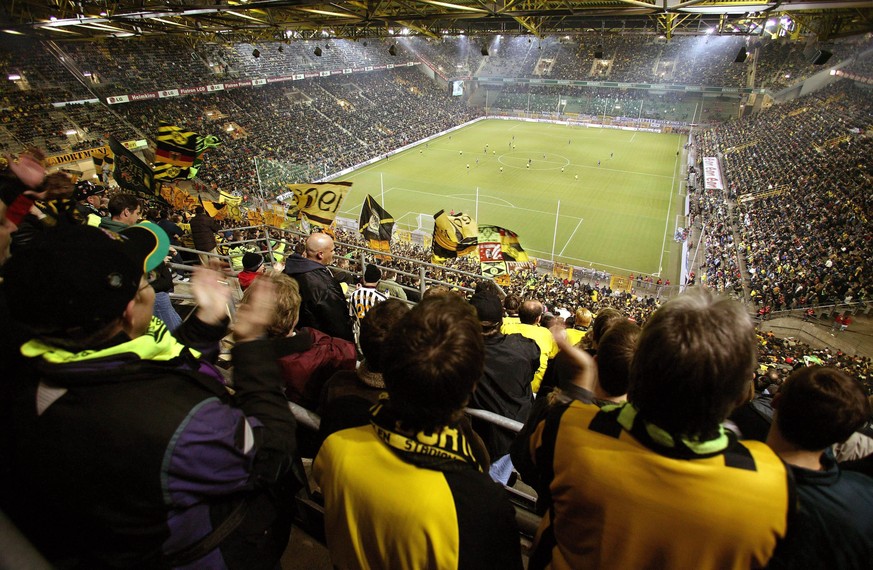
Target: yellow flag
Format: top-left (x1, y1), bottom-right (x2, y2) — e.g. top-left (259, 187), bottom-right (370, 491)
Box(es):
top-left (285, 182), bottom-right (351, 227)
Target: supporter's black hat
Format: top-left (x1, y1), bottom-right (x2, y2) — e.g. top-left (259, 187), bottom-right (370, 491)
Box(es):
top-left (74, 180), bottom-right (105, 201)
top-left (469, 291), bottom-right (503, 324)
top-left (242, 252), bottom-right (264, 272)
top-left (3, 222), bottom-right (169, 334)
top-left (364, 264), bottom-right (381, 284)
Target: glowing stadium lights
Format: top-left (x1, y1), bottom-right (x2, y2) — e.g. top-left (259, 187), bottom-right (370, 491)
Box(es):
top-left (2, 29), bottom-right (23, 35)
top-left (50, 16), bottom-right (57, 21)
top-left (8, 74), bottom-right (21, 80)
top-left (705, 28), bottom-right (714, 34)
top-left (418, 1), bottom-right (489, 13)
top-left (765, 19), bottom-right (776, 28)
top-left (225, 10), bottom-right (265, 23)
top-left (298, 8), bottom-right (357, 18)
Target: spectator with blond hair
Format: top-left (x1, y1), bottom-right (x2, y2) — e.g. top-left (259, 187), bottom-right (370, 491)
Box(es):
top-left (239, 271), bottom-right (356, 410)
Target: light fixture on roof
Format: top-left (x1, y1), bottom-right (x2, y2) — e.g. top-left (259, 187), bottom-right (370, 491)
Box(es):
top-left (8, 74), bottom-right (21, 80)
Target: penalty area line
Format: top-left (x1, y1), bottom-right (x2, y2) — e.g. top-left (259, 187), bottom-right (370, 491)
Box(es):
top-left (558, 217), bottom-right (584, 257)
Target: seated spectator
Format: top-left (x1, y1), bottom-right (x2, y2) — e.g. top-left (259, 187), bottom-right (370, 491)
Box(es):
top-left (1, 223), bottom-right (302, 568)
top-left (766, 366), bottom-right (873, 569)
top-left (319, 298), bottom-right (410, 439)
top-left (238, 251), bottom-right (266, 291)
top-left (525, 290), bottom-right (792, 569)
top-left (468, 289), bottom-right (540, 484)
top-left (240, 271), bottom-right (356, 410)
top-left (313, 295), bottom-right (522, 570)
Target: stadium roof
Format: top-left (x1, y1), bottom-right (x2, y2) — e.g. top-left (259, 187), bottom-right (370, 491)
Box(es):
top-left (1, 1), bottom-right (870, 42)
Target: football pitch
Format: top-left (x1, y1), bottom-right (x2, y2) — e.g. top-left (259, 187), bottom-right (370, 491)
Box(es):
top-left (337, 119), bottom-right (686, 278)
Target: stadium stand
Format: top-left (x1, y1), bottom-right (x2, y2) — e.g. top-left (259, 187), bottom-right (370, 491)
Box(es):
top-left (1, 27), bottom-right (872, 569)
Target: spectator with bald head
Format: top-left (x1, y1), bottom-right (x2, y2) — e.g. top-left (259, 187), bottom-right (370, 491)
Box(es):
top-left (283, 232), bottom-right (353, 342)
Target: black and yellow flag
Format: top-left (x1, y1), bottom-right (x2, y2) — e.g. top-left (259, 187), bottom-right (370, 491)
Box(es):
top-left (218, 189), bottom-right (243, 221)
top-left (478, 225), bottom-right (531, 283)
top-left (92, 147), bottom-right (114, 171)
top-left (358, 194), bottom-right (394, 251)
top-left (286, 182), bottom-right (352, 228)
top-left (108, 136), bottom-right (154, 198)
top-left (155, 123), bottom-right (198, 168)
top-left (432, 209), bottom-right (478, 264)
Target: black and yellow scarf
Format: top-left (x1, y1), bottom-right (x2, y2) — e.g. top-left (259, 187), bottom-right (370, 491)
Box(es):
top-left (370, 400), bottom-right (483, 473)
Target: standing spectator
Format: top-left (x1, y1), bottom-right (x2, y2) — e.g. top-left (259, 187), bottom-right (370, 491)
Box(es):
top-left (99, 194), bottom-right (140, 232)
top-left (2, 224), bottom-right (302, 569)
top-left (319, 299), bottom-right (410, 441)
top-left (377, 268), bottom-right (407, 300)
top-left (313, 295), bottom-right (522, 570)
top-left (238, 252), bottom-right (266, 291)
top-left (525, 290), bottom-right (792, 569)
top-left (831, 312), bottom-right (852, 335)
top-left (501, 299), bottom-right (557, 393)
top-left (190, 205), bottom-right (220, 266)
top-left (283, 233), bottom-right (354, 342)
top-left (73, 181), bottom-right (106, 227)
top-left (765, 366), bottom-right (873, 569)
top-left (468, 289), bottom-right (539, 484)
top-left (240, 272), bottom-right (356, 410)
top-left (349, 264), bottom-right (388, 345)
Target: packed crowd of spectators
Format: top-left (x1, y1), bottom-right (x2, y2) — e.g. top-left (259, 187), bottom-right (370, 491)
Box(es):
top-left (484, 84), bottom-right (701, 123)
top-left (694, 79), bottom-right (872, 311)
top-left (2, 156), bottom-right (872, 568)
top-left (115, 68), bottom-right (479, 199)
top-left (2, 26), bottom-right (873, 570)
top-left (2, 32), bottom-right (868, 157)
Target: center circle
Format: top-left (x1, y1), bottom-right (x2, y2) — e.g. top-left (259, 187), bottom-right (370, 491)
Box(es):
top-left (497, 152), bottom-right (572, 171)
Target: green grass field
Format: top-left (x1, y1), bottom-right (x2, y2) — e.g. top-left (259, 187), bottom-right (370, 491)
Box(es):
top-left (337, 119), bottom-right (685, 278)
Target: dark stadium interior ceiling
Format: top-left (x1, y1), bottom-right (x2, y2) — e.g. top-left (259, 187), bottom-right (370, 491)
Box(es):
top-left (1, 1), bottom-right (871, 43)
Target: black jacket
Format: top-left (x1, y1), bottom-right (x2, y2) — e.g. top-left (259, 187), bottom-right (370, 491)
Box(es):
top-left (470, 332), bottom-right (540, 459)
top-left (190, 213), bottom-right (219, 252)
top-left (283, 254), bottom-right (353, 342)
